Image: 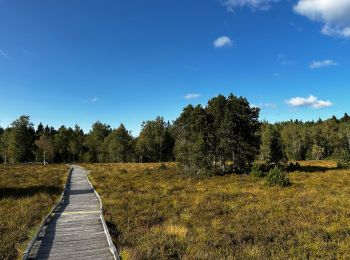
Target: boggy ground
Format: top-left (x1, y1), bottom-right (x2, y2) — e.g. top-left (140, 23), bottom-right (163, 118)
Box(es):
top-left (0, 164), bottom-right (68, 260)
top-left (85, 161), bottom-right (350, 259)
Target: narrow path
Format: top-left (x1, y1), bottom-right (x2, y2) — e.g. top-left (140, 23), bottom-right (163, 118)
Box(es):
top-left (26, 166), bottom-right (117, 259)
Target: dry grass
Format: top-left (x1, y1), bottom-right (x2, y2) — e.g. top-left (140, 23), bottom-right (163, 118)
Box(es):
top-left (85, 161), bottom-right (350, 259)
top-left (0, 164), bottom-right (68, 260)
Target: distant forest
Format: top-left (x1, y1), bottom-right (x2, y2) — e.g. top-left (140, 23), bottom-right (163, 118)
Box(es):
top-left (1, 93), bottom-right (350, 174)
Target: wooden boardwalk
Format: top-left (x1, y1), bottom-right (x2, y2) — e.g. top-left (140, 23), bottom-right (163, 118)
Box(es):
top-left (25, 166), bottom-right (117, 260)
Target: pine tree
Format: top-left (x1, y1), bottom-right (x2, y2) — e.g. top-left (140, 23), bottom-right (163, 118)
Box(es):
top-left (260, 124), bottom-right (285, 165)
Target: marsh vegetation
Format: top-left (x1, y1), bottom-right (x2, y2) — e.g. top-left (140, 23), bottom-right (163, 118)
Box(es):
top-left (0, 164), bottom-right (67, 259)
top-left (86, 161), bottom-right (350, 259)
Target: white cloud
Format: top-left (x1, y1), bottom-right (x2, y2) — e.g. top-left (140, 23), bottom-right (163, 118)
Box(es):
top-left (213, 36), bottom-right (233, 48)
top-left (286, 95), bottom-right (333, 109)
top-left (91, 97), bottom-right (98, 103)
top-left (277, 54), bottom-right (295, 65)
top-left (310, 59), bottom-right (338, 69)
top-left (0, 49), bottom-right (8, 58)
top-left (294, 0), bottom-right (350, 38)
top-left (222, 0), bottom-right (279, 12)
top-left (184, 93), bottom-right (201, 99)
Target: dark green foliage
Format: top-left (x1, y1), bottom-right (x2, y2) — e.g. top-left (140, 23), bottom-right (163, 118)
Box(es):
top-left (53, 126), bottom-right (74, 162)
top-left (0, 116), bottom-right (36, 163)
top-left (85, 121), bottom-right (112, 162)
top-left (174, 105), bottom-right (215, 176)
top-left (222, 95), bottom-right (261, 171)
top-left (337, 150), bottom-right (350, 169)
top-left (260, 124), bottom-right (286, 165)
top-left (2, 106), bottom-right (350, 169)
top-left (250, 163), bottom-right (266, 178)
top-left (174, 94), bottom-right (260, 176)
top-left (103, 124), bottom-right (134, 163)
top-left (136, 117), bottom-right (175, 163)
top-left (266, 167), bottom-right (291, 187)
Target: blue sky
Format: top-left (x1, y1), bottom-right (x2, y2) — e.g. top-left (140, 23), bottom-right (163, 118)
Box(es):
top-left (0, 0), bottom-right (349, 135)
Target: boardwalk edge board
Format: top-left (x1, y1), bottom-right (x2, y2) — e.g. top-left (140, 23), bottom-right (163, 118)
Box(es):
top-left (82, 166), bottom-right (120, 260)
top-left (22, 167), bottom-right (73, 260)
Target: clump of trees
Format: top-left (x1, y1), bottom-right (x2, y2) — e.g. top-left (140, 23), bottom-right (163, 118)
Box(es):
top-left (173, 94), bottom-right (261, 175)
top-left (1, 95), bottom-right (350, 177)
top-left (136, 117), bottom-right (174, 163)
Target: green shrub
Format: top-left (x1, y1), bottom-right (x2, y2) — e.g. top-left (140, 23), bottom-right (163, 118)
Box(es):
top-left (250, 163), bottom-right (265, 178)
top-left (250, 162), bottom-right (275, 178)
top-left (266, 167), bottom-right (291, 187)
top-left (338, 161), bottom-right (350, 169)
top-left (337, 150), bottom-right (350, 169)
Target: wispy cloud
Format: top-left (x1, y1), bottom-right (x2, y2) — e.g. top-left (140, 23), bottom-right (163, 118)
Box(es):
top-left (23, 50), bottom-right (38, 56)
top-left (222, 0), bottom-right (279, 12)
top-left (310, 59), bottom-right (338, 69)
top-left (214, 36), bottom-right (233, 48)
top-left (184, 93), bottom-right (201, 99)
top-left (286, 95), bottom-right (333, 109)
top-left (277, 54), bottom-right (295, 65)
top-left (252, 103), bottom-right (277, 109)
top-left (83, 97), bottom-right (99, 104)
top-left (294, 0), bottom-right (350, 38)
top-left (0, 49), bottom-right (8, 59)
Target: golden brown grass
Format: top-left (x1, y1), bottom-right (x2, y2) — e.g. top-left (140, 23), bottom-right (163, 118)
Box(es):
top-left (0, 164), bottom-right (68, 260)
top-left (85, 161), bottom-right (350, 259)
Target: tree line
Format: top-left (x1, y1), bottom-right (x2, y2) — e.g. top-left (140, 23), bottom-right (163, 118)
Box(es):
top-left (1, 93), bottom-right (350, 175)
top-left (0, 116), bottom-right (174, 164)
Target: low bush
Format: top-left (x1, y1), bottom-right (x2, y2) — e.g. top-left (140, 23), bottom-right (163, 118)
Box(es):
top-left (266, 167), bottom-right (291, 187)
top-left (337, 150), bottom-right (350, 169)
top-left (250, 163), bottom-right (266, 178)
top-left (250, 162), bottom-right (274, 176)
top-left (338, 161), bottom-right (350, 169)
